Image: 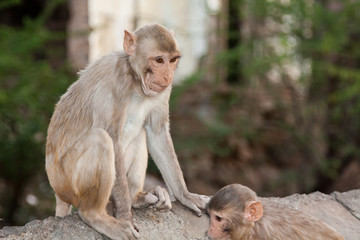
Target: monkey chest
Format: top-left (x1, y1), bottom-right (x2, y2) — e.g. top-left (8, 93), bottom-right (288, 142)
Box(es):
top-left (122, 114), bottom-right (146, 139)
top-left (120, 95), bottom-right (154, 148)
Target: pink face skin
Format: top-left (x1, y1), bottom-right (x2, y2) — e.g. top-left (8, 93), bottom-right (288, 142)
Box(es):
top-left (122, 29), bottom-right (181, 96)
top-left (207, 211), bottom-right (232, 240)
top-left (144, 53), bottom-right (180, 95)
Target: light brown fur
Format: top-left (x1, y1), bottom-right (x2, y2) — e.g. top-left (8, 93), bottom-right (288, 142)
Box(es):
top-left (207, 184), bottom-right (344, 240)
top-left (46, 24), bottom-right (209, 240)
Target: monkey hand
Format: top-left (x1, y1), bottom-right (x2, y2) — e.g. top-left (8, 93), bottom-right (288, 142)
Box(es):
top-left (133, 186), bottom-right (172, 210)
top-left (117, 220), bottom-right (140, 240)
top-left (177, 191), bottom-right (210, 217)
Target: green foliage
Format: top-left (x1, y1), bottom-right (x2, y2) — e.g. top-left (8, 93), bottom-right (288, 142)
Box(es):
top-left (170, 72), bottom-right (203, 109)
top-left (0, 0), bottom-right (73, 219)
top-left (171, 0), bottom-right (360, 192)
top-left (219, 0), bottom-right (360, 179)
top-left (298, 0), bottom-right (360, 177)
top-left (0, 0), bottom-right (21, 9)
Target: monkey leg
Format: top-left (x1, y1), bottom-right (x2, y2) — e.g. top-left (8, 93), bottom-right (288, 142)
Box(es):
top-left (63, 128), bottom-right (139, 240)
top-left (125, 129), bottom-right (148, 200)
top-left (55, 194), bottom-right (71, 217)
top-left (80, 209), bottom-right (139, 240)
top-left (79, 210), bottom-right (139, 240)
top-left (126, 130), bottom-right (172, 210)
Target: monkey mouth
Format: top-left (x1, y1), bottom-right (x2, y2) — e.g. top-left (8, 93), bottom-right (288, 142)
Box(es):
top-left (150, 81), bottom-right (168, 92)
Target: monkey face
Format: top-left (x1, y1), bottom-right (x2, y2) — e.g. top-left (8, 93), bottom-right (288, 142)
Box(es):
top-left (207, 211), bottom-right (232, 240)
top-left (143, 53), bottom-right (180, 95)
top-left (123, 25), bottom-right (181, 97)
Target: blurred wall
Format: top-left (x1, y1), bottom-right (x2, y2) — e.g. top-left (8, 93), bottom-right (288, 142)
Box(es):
top-left (88, 0), bottom-right (219, 83)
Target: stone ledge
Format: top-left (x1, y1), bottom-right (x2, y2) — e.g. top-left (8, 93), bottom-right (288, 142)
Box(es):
top-left (1, 190), bottom-right (359, 240)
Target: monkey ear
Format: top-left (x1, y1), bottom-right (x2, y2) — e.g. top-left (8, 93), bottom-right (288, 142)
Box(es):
top-left (123, 30), bottom-right (136, 56)
top-left (244, 201), bottom-right (263, 222)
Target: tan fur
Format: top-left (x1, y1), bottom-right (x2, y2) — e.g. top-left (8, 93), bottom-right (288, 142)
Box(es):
top-left (207, 184), bottom-right (344, 240)
top-left (250, 206), bottom-right (345, 240)
top-left (46, 24), bottom-right (209, 240)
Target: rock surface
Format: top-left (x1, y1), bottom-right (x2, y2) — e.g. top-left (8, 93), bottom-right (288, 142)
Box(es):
top-left (1, 190), bottom-right (359, 240)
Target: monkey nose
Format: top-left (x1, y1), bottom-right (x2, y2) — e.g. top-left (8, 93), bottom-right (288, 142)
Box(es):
top-left (164, 75), bottom-right (172, 84)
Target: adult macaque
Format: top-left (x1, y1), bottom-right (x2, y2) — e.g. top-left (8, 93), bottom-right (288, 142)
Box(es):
top-left (207, 184), bottom-right (344, 240)
top-left (46, 24), bottom-right (209, 240)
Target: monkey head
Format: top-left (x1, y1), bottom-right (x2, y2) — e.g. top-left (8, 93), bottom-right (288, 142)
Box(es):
top-left (207, 184), bottom-right (263, 240)
top-left (123, 24), bottom-right (181, 96)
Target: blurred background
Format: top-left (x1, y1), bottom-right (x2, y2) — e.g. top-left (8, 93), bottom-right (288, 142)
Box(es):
top-left (1, 0), bottom-right (360, 227)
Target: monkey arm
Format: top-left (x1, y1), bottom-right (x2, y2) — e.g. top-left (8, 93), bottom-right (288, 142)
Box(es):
top-left (145, 121), bottom-right (210, 216)
top-left (111, 143), bottom-right (134, 221)
top-left (145, 122), bottom-right (187, 193)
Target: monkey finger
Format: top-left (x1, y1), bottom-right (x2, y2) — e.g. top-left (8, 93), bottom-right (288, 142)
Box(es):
top-left (192, 206), bottom-right (203, 217)
top-left (156, 187), bottom-right (171, 210)
top-left (152, 186), bottom-right (166, 203)
top-left (197, 195), bottom-right (211, 209)
top-left (184, 200), bottom-right (202, 217)
top-left (163, 189), bottom-right (172, 210)
top-left (178, 193), bottom-right (205, 216)
top-left (133, 222), bottom-right (139, 232)
top-left (184, 193), bottom-right (210, 212)
top-left (144, 192), bottom-right (159, 205)
top-left (133, 192), bottom-right (158, 209)
top-left (130, 226), bottom-right (140, 239)
top-left (121, 222), bottom-right (140, 240)
top-left (154, 187), bottom-right (171, 210)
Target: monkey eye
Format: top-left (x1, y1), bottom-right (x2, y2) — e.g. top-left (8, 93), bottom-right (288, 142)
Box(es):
top-left (170, 57), bottom-right (178, 63)
top-left (215, 215), bottom-right (222, 222)
top-left (155, 57), bottom-right (164, 64)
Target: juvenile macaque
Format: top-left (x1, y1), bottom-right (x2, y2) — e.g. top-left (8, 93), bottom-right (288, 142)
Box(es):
top-left (45, 24), bottom-right (209, 240)
top-left (207, 184), bottom-right (344, 240)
